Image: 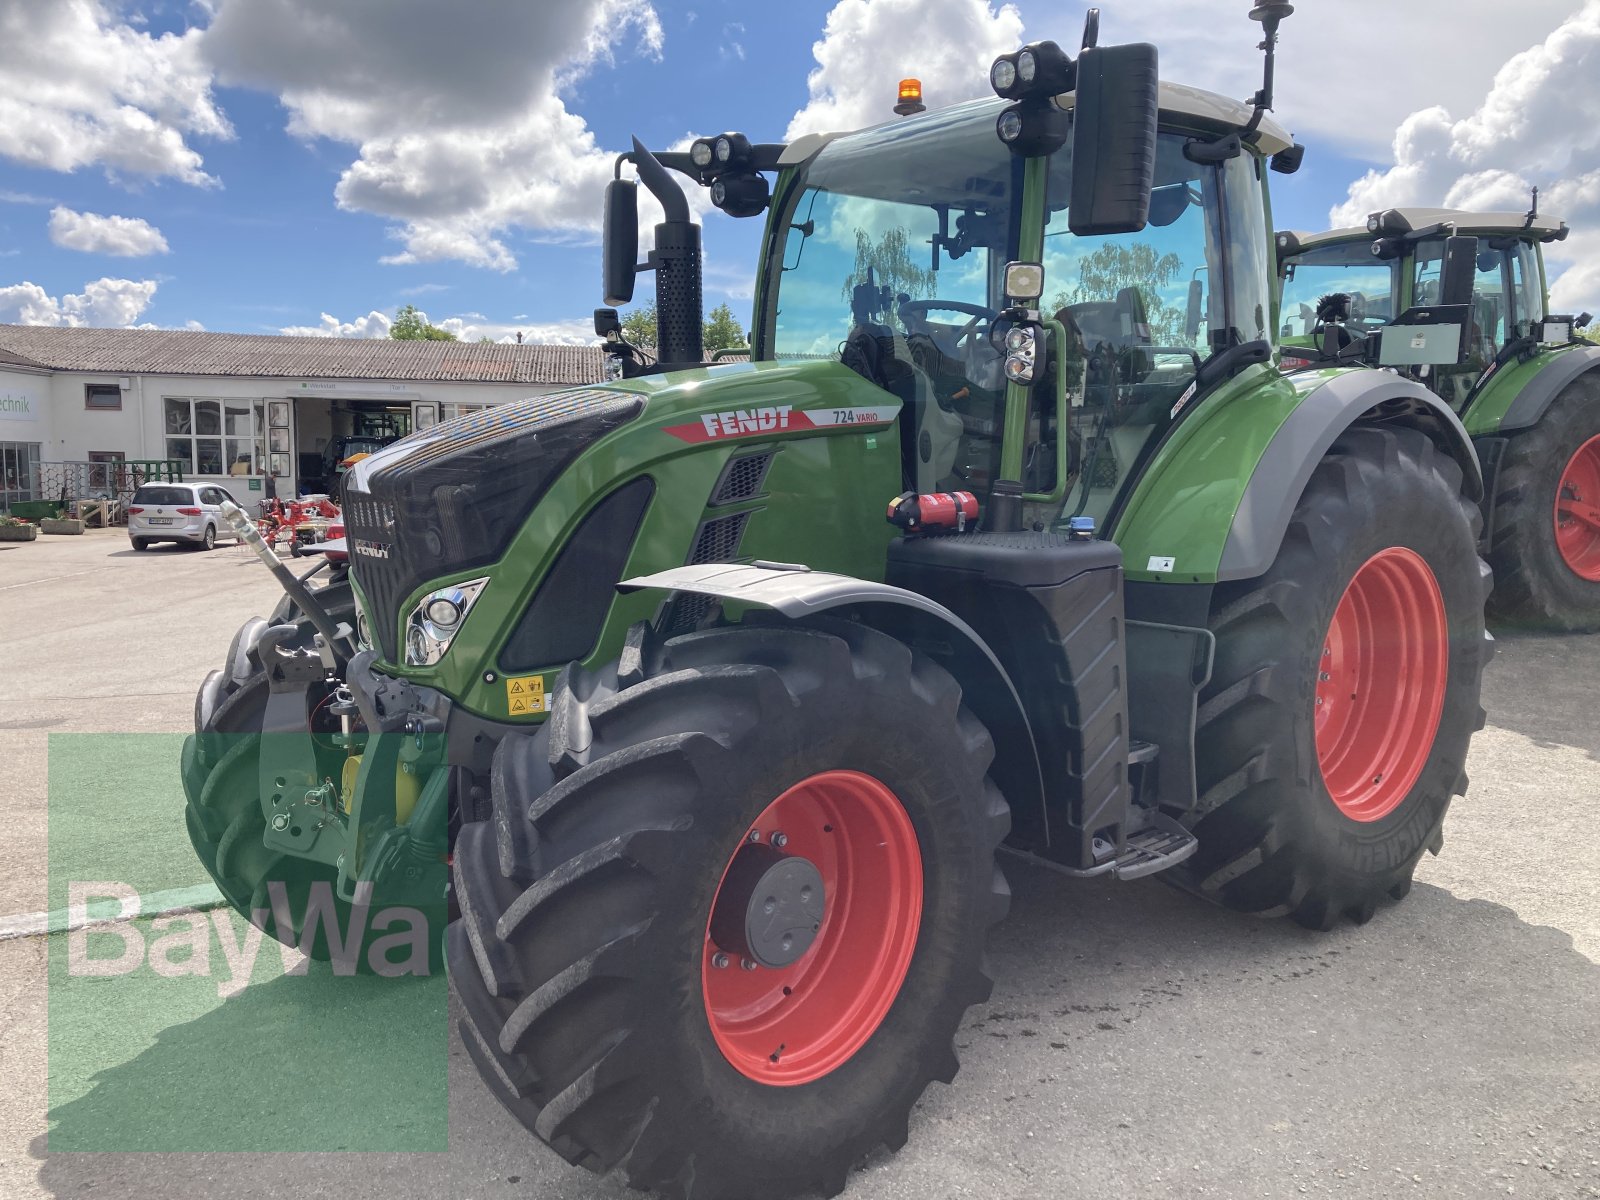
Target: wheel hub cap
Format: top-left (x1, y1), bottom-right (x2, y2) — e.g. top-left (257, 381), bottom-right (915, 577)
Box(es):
top-left (708, 844), bottom-right (826, 969)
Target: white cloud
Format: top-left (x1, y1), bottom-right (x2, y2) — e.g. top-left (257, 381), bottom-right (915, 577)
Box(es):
top-left (202, 0), bottom-right (668, 271)
top-left (48, 206), bottom-right (170, 256)
top-left (436, 315), bottom-right (597, 344)
top-left (0, 276), bottom-right (159, 326)
top-left (0, 0), bottom-right (231, 185)
top-left (787, 0), bottom-right (1024, 140)
top-left (279, 310), bottom-right (394, 339)
top-left (278, 307), bottom-right (596, 344)
top-left (1329, 1), bottom-right (1600, 316)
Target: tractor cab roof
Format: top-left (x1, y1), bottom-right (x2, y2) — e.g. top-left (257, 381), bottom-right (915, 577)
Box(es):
top-left (1281, 207), bottom-right (1569, 256)
top-left (779, 81), bottom-right (1295, 168)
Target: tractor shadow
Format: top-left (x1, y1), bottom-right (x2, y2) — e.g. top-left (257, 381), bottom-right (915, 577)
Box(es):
top-left (33, 956), bottom-right (449, 1190)
top-left (1480, 627), bottom-right (1600, 759)
top-left (32, 867), bottom-right (1600, 1200)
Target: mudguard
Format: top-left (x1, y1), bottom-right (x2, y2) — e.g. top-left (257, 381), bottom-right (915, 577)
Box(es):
top-left (1216, 371), bottom-right (1482, 581)
top-left (619, 562), bottom-right (1050, 847)
top-left (1496, 344), bottom-right (1600, 433)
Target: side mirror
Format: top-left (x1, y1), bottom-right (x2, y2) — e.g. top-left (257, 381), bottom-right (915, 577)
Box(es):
top-left (602, 179), bottom-right (639, 306)
top-left (1437, 235), bottom-right (1479, 308)
top-left (1184, 277), bottom-right (1204, 341)
top-left (1068, 42), bottom-right (1159, 236)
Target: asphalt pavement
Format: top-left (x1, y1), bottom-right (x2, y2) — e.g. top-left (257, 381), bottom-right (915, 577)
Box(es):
top-left (1, 528), bottom-right (1596, 1199)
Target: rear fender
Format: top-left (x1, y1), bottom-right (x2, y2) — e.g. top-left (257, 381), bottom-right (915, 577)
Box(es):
top-left (1215, 371), bottom-right (1482, 582)
top-left (1487, 344), bottom-right (1600, 433)
top-left (619, 563), bottom-right (1049, 848)
top-left (1112, 367), bottom-right (1482, 585)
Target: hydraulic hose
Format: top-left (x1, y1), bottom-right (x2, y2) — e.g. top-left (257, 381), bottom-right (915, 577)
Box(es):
top-left (220, 500), bottom-right (349, 660)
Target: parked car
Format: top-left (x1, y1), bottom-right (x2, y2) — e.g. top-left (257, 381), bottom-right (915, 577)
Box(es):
top-left (127, 482), bottom-right (241, 551)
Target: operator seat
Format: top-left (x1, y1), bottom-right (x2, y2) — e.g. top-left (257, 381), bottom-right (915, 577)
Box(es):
top-left (841, 323), bottom-right (963, 492)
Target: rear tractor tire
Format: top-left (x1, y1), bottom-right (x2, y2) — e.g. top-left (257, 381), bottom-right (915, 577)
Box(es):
top-left (1486, 380), bottom-right (1600, 630)
top-left (1186, 426), bottom-right (1491, 930)
top-left (447, 618), bottom-right (1011, 1200)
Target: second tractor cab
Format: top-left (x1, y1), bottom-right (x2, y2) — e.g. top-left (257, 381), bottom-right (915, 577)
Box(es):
top-left (182, 6), bottom-right (1496, 1198)
top-left (1278, 205), bottom-right (1600, 628)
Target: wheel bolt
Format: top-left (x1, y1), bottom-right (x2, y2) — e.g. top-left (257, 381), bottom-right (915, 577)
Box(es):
top-left (741, 957), bottom-right (758, 972)
top-left (771, 832), bottom-right (789, 849)
top-left (711, 952), bottom-right (730, 969)
top-left (748, 829), bottom-right (761, 843)
top-left (1319, 672), bottom-right (1331, 681)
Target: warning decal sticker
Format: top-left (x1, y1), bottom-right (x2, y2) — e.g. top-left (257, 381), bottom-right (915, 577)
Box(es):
top-left (505, 674), bottom-right (547, 716)
top-left (662, 405), bottom-right (899, 444)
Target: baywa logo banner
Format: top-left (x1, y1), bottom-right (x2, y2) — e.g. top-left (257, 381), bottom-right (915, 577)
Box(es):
top-left (45, 733), bottom-right (448, 1153)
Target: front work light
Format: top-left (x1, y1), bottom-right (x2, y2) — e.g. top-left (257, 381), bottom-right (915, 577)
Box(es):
top-left (690, 139), bottom-right (715, 169)
top-left (713, 132), bottom-right (751, 168)
top-left (710, 171), bottom-right (770, 218)
top-left (1003, 260), bottom-right (1045, 303)
top-left (991, 40), bottom-right (1075, 100)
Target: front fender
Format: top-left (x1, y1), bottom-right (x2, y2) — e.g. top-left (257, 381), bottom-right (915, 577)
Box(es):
top-left (619, 563), bottom-right (1050, 849)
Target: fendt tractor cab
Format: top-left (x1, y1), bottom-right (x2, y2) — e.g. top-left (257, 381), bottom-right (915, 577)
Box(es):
top-left (1278, 207), bottom-right (1600, 628)
top-left (186, 6), bottom-right (1497, 1197)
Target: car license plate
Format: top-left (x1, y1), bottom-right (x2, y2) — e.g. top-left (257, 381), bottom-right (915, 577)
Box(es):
top-left (148, 517), bottom-right (173, 525)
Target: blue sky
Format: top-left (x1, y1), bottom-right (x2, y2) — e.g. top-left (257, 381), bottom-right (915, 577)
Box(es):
top-left (1, 0), bottom-right (1596, 341)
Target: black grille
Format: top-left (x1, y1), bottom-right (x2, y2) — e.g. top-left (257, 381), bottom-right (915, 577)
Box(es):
top-left (343, 386), bottom-right (643, 662)
top-left (688, 511), bottom-right (752, 564)
top-left (710, 451), bottom-right (774, 505)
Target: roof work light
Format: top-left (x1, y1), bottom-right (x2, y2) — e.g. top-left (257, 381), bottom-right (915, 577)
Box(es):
top-left (991, 39), bottom-right (1075, 157)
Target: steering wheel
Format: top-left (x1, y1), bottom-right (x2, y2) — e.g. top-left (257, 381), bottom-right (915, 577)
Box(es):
top-left (898, 299), bottom-right (1001, 353)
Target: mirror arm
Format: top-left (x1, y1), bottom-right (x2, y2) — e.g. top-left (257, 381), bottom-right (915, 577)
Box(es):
top-left (1194, 339), bottom-right (1271, 391)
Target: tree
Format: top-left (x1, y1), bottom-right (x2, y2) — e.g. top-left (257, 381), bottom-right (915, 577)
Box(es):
top-left (618, 302), bottom-right (747, 355)
top-left (1048, 242), bottom-right (1188, 345)
top-left (390, 303), bottom-right (457, 341)
top-left (703, 302), bottom-right (746, 352)
top-left (841, 227), bottom-right (934, 328)
top-left (620, 304), bottom-right (658, 348)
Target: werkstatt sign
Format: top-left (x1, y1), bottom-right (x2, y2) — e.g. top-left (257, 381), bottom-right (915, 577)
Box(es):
top-left (0, 378), bottom-right (39, 422)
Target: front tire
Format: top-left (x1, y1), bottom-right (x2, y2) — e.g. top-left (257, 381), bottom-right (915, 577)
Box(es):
top-left (1486, 380), bottom-right (1600, 630)
top-left (448, 619), bottom-right (1010, 1200)
top-left (1186, 426), bottom-right (1491, 929)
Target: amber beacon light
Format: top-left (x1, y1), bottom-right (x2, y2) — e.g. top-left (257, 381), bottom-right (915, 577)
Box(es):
top-left (893, 78), bottom-right (926, 116)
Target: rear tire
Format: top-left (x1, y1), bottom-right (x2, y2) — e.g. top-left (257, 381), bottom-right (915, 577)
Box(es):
top-left (447, 618), bottom-right (1010, 1200)
top-left (1185, 427), bottom-right (1491, 930)
top-left (132, 537), bottom-right (151, 551)
top-left (201, 524), bottom-right (217, 551)
top-left (1486, 380), bottom-right (1600, 630)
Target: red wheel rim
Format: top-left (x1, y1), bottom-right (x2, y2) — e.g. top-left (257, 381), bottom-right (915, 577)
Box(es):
top-left (1554, 433), bottom-right (1600, 581)
top-left (1314, 547), bottom-right (1448, 822)
top-left (702, 770), bottom-right (923, 1086)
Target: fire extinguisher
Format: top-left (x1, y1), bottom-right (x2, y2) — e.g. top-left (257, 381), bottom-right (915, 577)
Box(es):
top-left (886, 490), bottom-right (979, 533)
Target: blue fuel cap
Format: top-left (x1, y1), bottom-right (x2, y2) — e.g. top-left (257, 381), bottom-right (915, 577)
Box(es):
top-left (1068, 516), bottom-right (1095, 538)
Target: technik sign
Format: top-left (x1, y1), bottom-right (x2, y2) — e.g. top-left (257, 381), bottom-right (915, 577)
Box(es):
top-left (0, 380), bottom-right (38, 422)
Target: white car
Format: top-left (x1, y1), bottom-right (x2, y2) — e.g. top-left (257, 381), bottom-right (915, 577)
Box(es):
top-left (127, 482), bottom-right (242, 551)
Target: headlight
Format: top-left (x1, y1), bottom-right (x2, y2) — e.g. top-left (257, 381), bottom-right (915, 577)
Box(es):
top-left (990, 57), bottom-right (1017, 94)
top-left (996, 109), bottom-right (1024, 144)
top-left (404, 578), bottom-right (488, 666)
top-left (353, 589), bottom-right (374, 651)
top-left (1017, 49), bottom-right (1037, 83)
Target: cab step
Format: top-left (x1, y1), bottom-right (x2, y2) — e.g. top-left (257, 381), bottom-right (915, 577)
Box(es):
top-left (1109, 811), bottom-right (1198, 880)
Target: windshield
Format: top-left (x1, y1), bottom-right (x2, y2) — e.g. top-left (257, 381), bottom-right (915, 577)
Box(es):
top-left (767, 102), bottom-right (1021, 494)
top-left (762, 102), bottom-right (1272, 525)
top-left (1279, 241), bottom-right (1396, 343)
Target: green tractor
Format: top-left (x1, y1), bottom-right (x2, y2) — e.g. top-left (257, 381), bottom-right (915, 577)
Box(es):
top-left (183, 5), bottom-right (1498, 1197)
top-left (1277, 205), bottom-right (1600, 628)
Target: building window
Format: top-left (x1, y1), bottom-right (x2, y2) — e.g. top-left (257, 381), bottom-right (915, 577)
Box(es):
top-left (1, 441), bottom-right (41, 508)
top-left (442, 401), bottom-right (492, 421)
top-left (85, 383), bottom-right (122, 410)
top-left (165, 397), bottom-right (264, 477)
